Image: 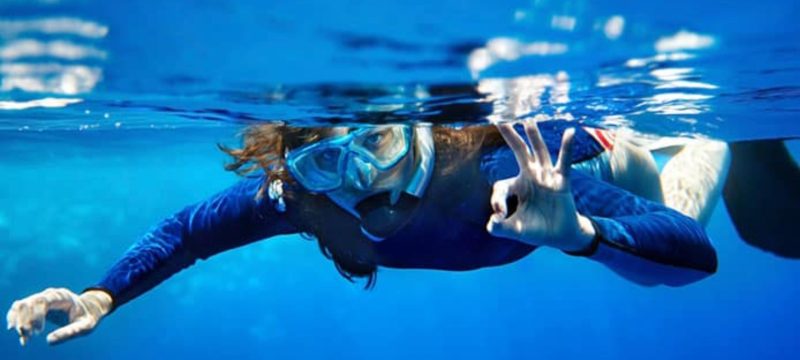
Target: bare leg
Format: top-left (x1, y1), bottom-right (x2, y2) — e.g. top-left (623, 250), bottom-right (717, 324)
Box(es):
top-left (659, 140), bottom-right (730, 225)
top-left (607, 134), bottom-right (730, 226)
top-left (608, 137), bottom-right (665, 203)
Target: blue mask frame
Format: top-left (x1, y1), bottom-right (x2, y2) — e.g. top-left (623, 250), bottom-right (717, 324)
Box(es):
top-left (286, 126), bottom-right (413, 192)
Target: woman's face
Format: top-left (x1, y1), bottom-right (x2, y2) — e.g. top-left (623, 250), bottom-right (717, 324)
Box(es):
top-left (328, 126), bottom-right (416, 218)
top-left (288, 125), bottom-right (418, 219)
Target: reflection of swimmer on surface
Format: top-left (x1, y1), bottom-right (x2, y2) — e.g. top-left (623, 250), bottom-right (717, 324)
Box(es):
top-left (8, 118), bottom-right (729, 346)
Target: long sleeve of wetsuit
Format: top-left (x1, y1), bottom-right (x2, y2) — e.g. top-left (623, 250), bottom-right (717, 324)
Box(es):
top-left (567, 170), bottom-right (717, 286)
top-left (87, 175), bottom-right (297, 309)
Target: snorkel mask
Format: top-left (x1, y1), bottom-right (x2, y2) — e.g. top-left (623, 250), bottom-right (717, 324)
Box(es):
top-left (286, 125), bottom-right (434, 241)
top-left (286, 126), bottom-right (413, 193)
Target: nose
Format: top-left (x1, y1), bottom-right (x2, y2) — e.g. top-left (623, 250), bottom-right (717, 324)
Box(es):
top-left (347, 156), bottom-right (377, 190)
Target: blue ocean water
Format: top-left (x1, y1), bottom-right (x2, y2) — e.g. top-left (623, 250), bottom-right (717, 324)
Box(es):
top-left (1, 0), bottom-right (799, 359)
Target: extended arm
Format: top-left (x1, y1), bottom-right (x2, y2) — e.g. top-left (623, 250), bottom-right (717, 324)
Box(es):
top-left (7, 175), bottom-right (296, 346)
top-left (93, 175), bottom-right (297, 308)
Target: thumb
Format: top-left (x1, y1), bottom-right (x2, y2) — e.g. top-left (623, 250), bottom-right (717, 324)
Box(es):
top-left (486, 213), bottom-right (521, 240)
top-left (46, 316), bottom-right (95, 345)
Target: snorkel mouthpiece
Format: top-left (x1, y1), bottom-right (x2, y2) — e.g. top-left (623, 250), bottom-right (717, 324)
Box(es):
top-left (355, 191), bottom-right (421, 241)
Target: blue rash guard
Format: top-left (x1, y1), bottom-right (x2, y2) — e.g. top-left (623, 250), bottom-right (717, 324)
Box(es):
top-left (90, 122), bottom-right (718, 309)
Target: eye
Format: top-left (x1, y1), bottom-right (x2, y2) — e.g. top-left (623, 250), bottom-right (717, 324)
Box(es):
top-left (365, 132), bottom-right (384, 146)
top-left (322, 150), bottom-right (337, 160)
top-left (315, 148), bottom-right (339, 171)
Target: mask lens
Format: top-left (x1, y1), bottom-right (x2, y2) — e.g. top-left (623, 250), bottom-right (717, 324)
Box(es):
top-left (352, 126), bottom-right (409, 168)
top-left (291, 147), bottom-right (343, 191)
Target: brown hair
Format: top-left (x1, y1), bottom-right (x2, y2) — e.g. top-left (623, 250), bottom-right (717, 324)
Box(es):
top-left (219, 123), bottom-right (503, 287)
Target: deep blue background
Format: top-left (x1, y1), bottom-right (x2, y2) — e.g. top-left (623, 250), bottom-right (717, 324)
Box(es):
top-left (1, 0), bottom-right (799, 359)
top-left (2, 130), bottom-right (799, 359)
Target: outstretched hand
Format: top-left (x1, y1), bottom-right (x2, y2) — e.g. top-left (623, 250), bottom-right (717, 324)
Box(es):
top-left (6, 288), bottom-right (112, 346)
top-left (486, 119), bottom-right (596, 252)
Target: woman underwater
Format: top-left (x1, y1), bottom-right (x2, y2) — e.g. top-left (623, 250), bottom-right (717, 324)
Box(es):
top-left (6, 118), bottom-right (725, 346)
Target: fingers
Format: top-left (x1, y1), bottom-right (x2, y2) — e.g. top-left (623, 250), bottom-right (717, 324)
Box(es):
top-left (6, 288), bottom-right (80, 347)
top-left (29, 297), bottom-right (47, 335)
top-left (490, 178), bottom-right (514, 218)
top-left (8, 302), bottom-right (32, 346)
top-left (524, 118), bottom-right (552, 168)
top-left (46, 317), bottom-right (94, 346)
top-left (7, 303), bottom-right (15, 330)
top-left (39, 288), bottom-right (78, 312)
top-left (7, 298), bottom-right (45, 346)
top-left (496, 122), bottom-right (531, 170)
top-left (7, 303), bottom-right (23, 346)
top-left (555, 128), bottom-right (576, 176)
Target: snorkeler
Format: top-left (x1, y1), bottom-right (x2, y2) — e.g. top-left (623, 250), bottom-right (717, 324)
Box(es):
top-left (6, 119), bottom-right (720, 346)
